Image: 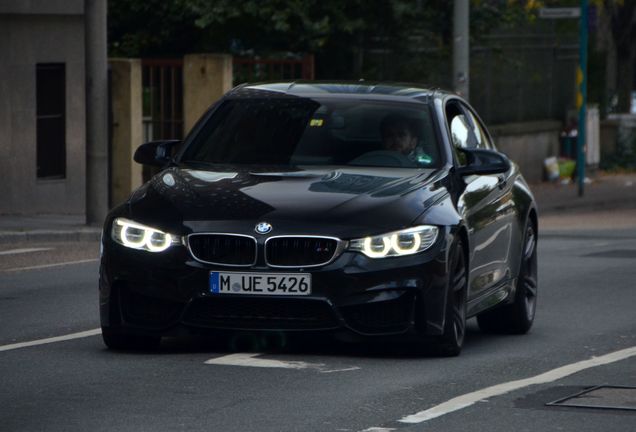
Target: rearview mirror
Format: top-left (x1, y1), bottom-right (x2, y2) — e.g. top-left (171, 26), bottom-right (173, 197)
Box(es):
top-left (455, 148), bottom-right (511, 176)
top-left (133, 140), bottom-right (181, 167)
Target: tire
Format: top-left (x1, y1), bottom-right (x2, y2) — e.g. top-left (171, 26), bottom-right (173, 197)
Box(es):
top-left (428, 239), bottom-right (468, 357)
top-left (101, 327), bottom-right (161, 351)
top-left (477, 221), bottom-right (538, 334)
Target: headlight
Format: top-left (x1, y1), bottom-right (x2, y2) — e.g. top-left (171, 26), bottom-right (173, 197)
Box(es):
top-left (111, 218), bottom-right (180, 252)
top-left (349, 225), bottom-right (438, 258)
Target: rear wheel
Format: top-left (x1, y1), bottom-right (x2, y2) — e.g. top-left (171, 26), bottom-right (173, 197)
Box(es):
top-left (477, 221), bottom-right (537, 334)
top-left (428, 239), bottom-right (467, 357)
top-left (101, 327), bottom-right (161, 351)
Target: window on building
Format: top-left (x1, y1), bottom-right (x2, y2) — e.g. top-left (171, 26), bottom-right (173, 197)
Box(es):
top-left (36, 63), bottom-right (66, 179)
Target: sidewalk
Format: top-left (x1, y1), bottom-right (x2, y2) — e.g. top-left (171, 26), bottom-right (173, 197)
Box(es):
top-left (532, 172), bottom-right (636, 215)
top-left (1, 173), bottom-right (635, 244)
top-left (0, 214), bottom-right (101, 244)
top-left (535, 173), bottom-right (636, 232)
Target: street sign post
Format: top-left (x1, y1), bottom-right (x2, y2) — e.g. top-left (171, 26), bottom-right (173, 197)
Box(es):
top-left (577, 0), bottom-right (588, 197)
top-left (539, 7), bottom-right (581, 19)
top-left (539, 3), bottom-right (587, 197)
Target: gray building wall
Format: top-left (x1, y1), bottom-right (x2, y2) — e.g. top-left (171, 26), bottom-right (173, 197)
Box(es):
top-left (490, 121), bottom-right (561, 184)
top-left (0, 0), bottom-right (86, 215)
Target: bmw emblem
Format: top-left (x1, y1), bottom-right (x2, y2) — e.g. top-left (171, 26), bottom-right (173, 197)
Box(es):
top-left (255, 222), bottom-right (272, 235)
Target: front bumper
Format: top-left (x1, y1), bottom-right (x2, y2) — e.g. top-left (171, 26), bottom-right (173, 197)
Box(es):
top-left (99, 231), bottom-right (451, 338)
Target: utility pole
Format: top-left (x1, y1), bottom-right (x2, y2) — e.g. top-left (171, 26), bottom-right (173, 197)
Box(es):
top-left (538, 5), bottom-right (586, 196)
top-left (453, 0), bottom-right (470, 100)
top-left (576, 0), bottom-right (588, 197)
top-left (85, 0), bottom-right (109, 225)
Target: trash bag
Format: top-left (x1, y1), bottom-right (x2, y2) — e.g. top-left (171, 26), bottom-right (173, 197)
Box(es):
top-left (544, 156), bottom-right (560, 182)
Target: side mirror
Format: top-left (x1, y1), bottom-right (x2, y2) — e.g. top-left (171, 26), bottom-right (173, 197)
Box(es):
top-left (133, 140), bottom-right (181, 166)
top-left (455, 148), bottom-right (511, 176)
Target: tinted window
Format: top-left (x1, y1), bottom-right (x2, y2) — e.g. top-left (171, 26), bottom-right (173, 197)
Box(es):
top-left (181, 98), bottom-right (441, 168)
top-left (465, 108), bottom-right (493, 150)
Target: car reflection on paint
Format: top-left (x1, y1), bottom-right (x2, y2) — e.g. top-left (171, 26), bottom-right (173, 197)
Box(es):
top-left (99, 82), bottom-right (538, 356)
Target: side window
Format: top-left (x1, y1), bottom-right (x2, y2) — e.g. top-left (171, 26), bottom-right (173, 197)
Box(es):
top-left (464, 107), bottom-right (493, 150)
top-left (446, 100), bottom-right (499, 168)
top-left (446, 102), bottom-right (481, 151)
top-left (450, 114), bottom-right (471, 149)
top-left (446, 102), bottom-right (466, 149)
top-left (445, 101), bottom-right (471, 165)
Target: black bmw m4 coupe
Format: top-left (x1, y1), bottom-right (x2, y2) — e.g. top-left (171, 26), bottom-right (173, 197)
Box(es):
top-left (100, 82), bottom-right (538, 356)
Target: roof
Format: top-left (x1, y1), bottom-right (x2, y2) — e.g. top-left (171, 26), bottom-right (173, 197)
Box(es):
top-left (229, 81), bottom-right (455, 101)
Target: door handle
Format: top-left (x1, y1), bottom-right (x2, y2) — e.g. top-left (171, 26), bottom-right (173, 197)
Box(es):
top-left (497, 175), bottom-right (507, 189)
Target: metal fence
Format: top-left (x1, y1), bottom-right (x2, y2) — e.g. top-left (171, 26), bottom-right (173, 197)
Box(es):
top-left (470, 34), bottom-right (579, 125)
top-left (140, 55), bottom-right (315, 143)
top-left (142, 59), bottom-right (184, 142)
top-left (233, 55), bottom-right (315, 85)
top-left (363, 32), bottom-right (579, 126)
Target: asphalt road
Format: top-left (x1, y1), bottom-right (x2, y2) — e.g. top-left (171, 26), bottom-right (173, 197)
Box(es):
top-left (1, 224), bottom-right (635, 432)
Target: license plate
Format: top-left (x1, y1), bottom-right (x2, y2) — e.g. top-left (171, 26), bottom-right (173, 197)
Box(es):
top-left (209, 271), bottom-right (311, 296)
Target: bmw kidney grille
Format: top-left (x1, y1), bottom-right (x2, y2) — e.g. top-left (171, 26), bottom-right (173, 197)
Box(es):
top-left (187, 234), bottom-right (341, 268)
top-left (187, 234), bottom-right (257, 266)
top-left (265, 236), bottom-right (341, 268)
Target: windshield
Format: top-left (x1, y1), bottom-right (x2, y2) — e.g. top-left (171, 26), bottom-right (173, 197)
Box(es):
top-left (180, 97), bottom-right (441, 168)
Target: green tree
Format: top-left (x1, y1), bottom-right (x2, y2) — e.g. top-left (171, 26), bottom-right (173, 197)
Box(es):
top-left (596, 0), bottom-right (636, 113)
top-left (108, 0), bottom-right (545, 78)
top-left (108, 0), bottom-right (205, 57)
top-left (184, 0), bottom-right (437, 79)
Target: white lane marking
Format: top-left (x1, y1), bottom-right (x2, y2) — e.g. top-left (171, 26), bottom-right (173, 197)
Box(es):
top-left (397, 345), bottom-right (636, 424)
top-left (320, 366), bottom-right (362, 374)
top-left (0, 247), bottom-right (53, 256)
top-left (361, 428), bottom-right (397, 432)
top-left (0, 328), bottom-right (102, 353)
top-left (2, 258), bottom-right (99, 273)
top-left (205, 352), bottom-right (360, 374)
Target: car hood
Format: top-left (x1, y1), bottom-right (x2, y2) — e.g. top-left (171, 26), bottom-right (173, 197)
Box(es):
top-left (127, 165), bottom-right (449, 238)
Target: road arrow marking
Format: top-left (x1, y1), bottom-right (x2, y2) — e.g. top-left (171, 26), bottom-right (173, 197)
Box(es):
top-left (205, 352), bottom-right (321, 369)
top-left (360, 428), bottom-right (397, 432)
top-left (205, 352), bottom-right (360, 374)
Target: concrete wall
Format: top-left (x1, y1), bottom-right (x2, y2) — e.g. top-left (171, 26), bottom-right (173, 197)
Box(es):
top-left (109, 59), bottom-right (143, 207)
top-left (183, 54), bottom-right (233, 134)
top-left (603, 113), bottom-right (636, 165)
top-left (0, 0), bottom-right (83, 15)
top-left (0, 10), bottom-right (85, 215)
top-left (600, 118), bottom-right (619, 158)
top-left (489, 121), bottom-right (561, 184)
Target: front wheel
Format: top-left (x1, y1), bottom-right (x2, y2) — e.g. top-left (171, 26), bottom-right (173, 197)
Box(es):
top-left (428, 239), bottom-right (467, 357)
top-left (477, 221), bottom-right (538, 334)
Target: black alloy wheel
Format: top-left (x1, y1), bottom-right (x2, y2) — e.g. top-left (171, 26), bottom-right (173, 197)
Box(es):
top-left (477, 220), bottom-right (538, 334)
top-left (430, 239), bottom-right (468, 357)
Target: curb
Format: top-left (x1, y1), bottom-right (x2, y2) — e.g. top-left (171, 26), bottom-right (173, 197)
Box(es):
top-left (0, 229), bottom-right (101, 244)
top-left (537, 199), bottom-right (636, 216)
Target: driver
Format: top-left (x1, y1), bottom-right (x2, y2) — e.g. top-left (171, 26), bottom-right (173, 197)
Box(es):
top-left (380, 114), bottom-right (419, 159)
